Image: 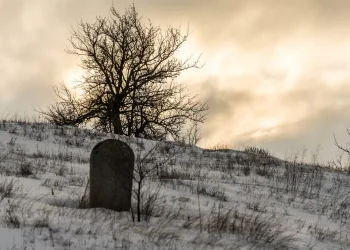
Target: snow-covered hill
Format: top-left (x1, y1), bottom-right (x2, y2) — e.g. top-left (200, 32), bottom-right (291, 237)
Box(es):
top-left (0, 120), bottom-right (349, 249)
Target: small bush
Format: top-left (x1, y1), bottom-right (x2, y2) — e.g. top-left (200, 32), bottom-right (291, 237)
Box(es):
top-left (207, 207), bottom-right (295, 249)
top-left (33, 214), bottom-right (50, 228)
top-left (3, 203), bottom-right (21, 228)
top-left (18, 162), bottom-right (34, 177)
top-left (56, 149), bottom-right (73, 162)
top-left (255, 165), bottom-right (275, 178)
top-left (242, 165), bottom-right (251, 176)
top-left (68, 175), bottom-right (86, 187)
top-left (159, 168), bottom-right (192, 180)
top-left (132, 189), bottom-right (163, 222)
top-left (204, 143), bottom-right (231, 152)
top-left (283, 161), bottom-right (324, 198)
top-left (244, 146), bottom-right (271, 156)
top-left (141, 191), bottom-right (161, 221)
top-left (0, 178), bottom-right (20, 202)
top-left (28, 131), bottom-right (49, 141)
top-left (308, 220), bottom-right (338, 242)
top-left (55, 164), bottom-right (68, 176)
top-left (195, 184), bottom-right (228, 202)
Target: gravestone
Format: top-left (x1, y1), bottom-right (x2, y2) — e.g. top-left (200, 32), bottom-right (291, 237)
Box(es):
top-left (90, 139), bottom-right (134, 211)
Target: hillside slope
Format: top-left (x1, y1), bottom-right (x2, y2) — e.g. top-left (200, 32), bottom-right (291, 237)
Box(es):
top-left (0, 120), bottom-right (349, 249)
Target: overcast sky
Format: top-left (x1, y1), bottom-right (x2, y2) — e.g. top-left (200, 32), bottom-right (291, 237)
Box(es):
top-left (1, 0), bottom-right (350, 162)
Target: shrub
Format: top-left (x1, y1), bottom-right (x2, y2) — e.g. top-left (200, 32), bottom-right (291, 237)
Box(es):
top-left (3, 203), bottom-right (21, 228)
top-left (0, 178), bottom-right (20, 202)
top-left (193, 184), bottom-right (228, 201)
top-left (18, 161), bottom-right (34, 177)
top-left (242, 165), bottom-right (251, 176)
top-left (33, 214), bottom-right (50, 228)
top-left (207, 207), bottom-right (296, 249)
top-left (131, 189), bottom-right (163, 222)
top-left (244, 146), bottom-right (271, 156)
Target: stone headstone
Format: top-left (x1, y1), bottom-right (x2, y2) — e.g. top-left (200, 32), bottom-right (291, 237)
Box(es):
top-left (90, 139), bottom-right (134, 211)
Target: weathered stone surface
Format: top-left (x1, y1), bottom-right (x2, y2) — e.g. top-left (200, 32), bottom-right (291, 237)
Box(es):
top-left (90, 139), bottom-right (134, 211)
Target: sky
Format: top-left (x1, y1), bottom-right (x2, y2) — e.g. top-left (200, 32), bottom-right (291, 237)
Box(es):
top-left (1, 0), bottom-right (350, 163)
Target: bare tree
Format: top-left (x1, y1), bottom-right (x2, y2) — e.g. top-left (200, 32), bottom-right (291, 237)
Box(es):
top-left (334, 130), bottom-right (350, 154)
top-left (334, 131), bottom-right (350, 172)
top-left (132, 140), bottom-right (179, 222)
top-left (183, 121), bottom-right (202, 146)
top-left (40, 5), bottom-right (208, 140)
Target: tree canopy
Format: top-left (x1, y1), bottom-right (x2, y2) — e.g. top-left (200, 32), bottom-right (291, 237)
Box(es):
top-left (42, 5), bottom-right (208, 141)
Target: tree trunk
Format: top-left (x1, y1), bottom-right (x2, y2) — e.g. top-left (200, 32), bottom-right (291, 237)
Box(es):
top-left (128, 87), bottom-right (137, 136)
top-left (112, 114), bottom-right (123, 135)
top-left (110, 98), bottom-right (124, 135)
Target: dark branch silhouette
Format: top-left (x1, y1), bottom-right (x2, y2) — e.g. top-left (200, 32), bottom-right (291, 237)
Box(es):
top-left (40, 5), bottom-right (208, 140)
top-left (334, 129), bottom-right (350, 154)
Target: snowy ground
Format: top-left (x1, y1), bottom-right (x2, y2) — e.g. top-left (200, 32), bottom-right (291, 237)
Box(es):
top-left (0, 120), bottom-right (349, 249)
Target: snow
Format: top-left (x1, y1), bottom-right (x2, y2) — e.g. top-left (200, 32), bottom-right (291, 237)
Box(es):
top-left (0, 120), bottom-right (349, 249)
top-left (0, 227), bottom-right (23, 249)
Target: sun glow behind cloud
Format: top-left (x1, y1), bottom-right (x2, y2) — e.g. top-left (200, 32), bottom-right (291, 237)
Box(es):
top-left (271, 46), bottom-right (302, 88)
top-left (63, 68), bottom-right (85, 86)
top-left (2, 0), bottom-right (350, 162)
top-left (61, 68), bottom-right (86, 96)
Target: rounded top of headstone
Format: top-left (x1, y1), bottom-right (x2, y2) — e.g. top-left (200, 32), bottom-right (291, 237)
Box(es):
top-left (90, 139), bottom-right (134, 160)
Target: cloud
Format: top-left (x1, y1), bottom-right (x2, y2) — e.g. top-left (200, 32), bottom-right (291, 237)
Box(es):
top-left (0, 0), bottom-right (111, 114)
top-left (132, 0), bottom-right (350, 53)
top-left (197, 72), bottom-right (350, 161)
top-left (1, 0), bottom-right (350, 161)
